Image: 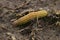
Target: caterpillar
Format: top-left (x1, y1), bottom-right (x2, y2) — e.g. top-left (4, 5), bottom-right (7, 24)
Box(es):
top-left (12, 10), bottom-right (48, 26)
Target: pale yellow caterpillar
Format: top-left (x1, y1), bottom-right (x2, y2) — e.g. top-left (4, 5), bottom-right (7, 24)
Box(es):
top-left (13, 10), bottom-right (48, 26)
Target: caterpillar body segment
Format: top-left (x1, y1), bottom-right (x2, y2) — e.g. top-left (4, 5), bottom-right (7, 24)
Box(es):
top-left (13, 10), bottom-right (48, 26)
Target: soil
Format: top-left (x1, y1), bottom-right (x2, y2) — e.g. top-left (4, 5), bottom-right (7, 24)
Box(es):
top-left (0, 0), bottom-right (60, 40)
